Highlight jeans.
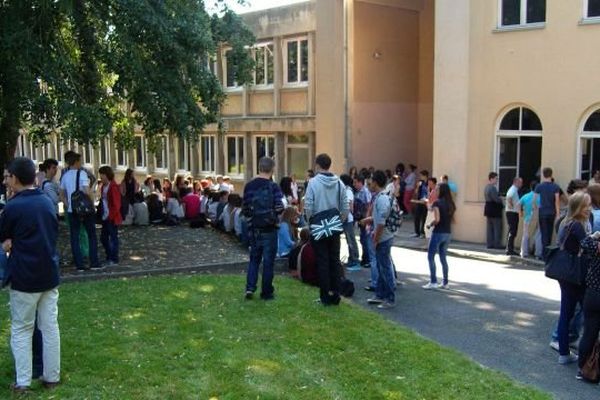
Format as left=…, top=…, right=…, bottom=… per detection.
left=367, top=233, right=378, bottom=289
left=505, top=211, right=519, bottom=253
left=312, top=234, right=342, bottom=305
left=579, top=289, right=600, bottom=368
left=246, top=229, right=277, bottom=298
left=413, top=204, right=427, bottom=236
left=100, top=220, right=119, bottom=263
left=557, top=281, right=585, bottom=356
left=551, top=305, right=582, bottom=343
left=486, top=217, right=502, bottom=248
left=375, top=238, right=395, bottom=303
left=539, top=213, right=556, bottom=255
left=68, top=213, right=99, bottom=269
left=427, top=233, right=451, bottom=284
left=10, top=288, right=60, bottom=387
left=343, top=222, right=359, bottom=265
left=359, top=226, right=370, bottom=265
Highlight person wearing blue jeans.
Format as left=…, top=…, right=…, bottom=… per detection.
left=67, top=213, right=100, bottom=270
left=242, top=157, right=284, bottom=300
left=423, top=183, right=456, bottom=290
left=366, top=170, right=395, bottom=309
left=533, top=168, right=560, bottom=258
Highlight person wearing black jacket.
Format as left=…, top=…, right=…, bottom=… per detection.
left=484, top=172, right=504, bottom=249
left=0, top=157, right=61, bottom=392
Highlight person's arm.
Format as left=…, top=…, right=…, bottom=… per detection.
left=304, top=181, right=315, bottom=220
left=532, top=193, right=538, bottom=212
left=427, top=205, right=440, bottom=230
left=506, top=189, right=514, bottom=210
left=554, top=192, right=560, bottom=218
left=372, top=195, right=389, bottom=246
left=339, top=183, right=349, bottom=221
left=272, top=183, right=284, bottom=215
left=491, top=186, right=502, bottom=204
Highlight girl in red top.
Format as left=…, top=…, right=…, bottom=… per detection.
left=99, top=166, right=122, bottom=266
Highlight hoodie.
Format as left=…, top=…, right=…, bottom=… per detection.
left=304, top=172, right=349, bottom=221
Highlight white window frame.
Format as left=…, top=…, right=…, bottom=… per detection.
left=253, top=135, right=277, bottom=176
left=28, top=138, right=38, bottom=165
left=497, top=0, right=546, bottom=29
left=252, top=42, right=274, bottom=88
left=225, top=135, right=245, bottom=179
left=82, top=143, right=94, bottom=168
left=97, top=137, right=111, bottom=166
left=206, top=53, right=218, bottom=76
left=154, top=135, right=169, bottom=173
left=577, top=107, right=600, bottom=180
left=583, top=0, right=600, bottom=21
left=16, top=134, right=26, bottom=158
left=200, top=135, right=217, bottom=174
left=222, top=47, right=243, bottom=92
left=115, top=145, right=129, bottom=171
left=285, top=134, right=310, bottom=177
left=283, top=36, right=309, bottom=87
left=133, top=135, right=147, bottom=171
left=176, top=137, right=190, bottom=173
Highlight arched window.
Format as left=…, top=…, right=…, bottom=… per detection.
left=496, top=106, right=543, bottom=194
left=580, top=109, right=600, bottom=181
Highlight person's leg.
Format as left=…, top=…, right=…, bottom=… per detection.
left=260, top=231, right=277, bottom=299
left=37, top=289, right=60, bottom=384
left=312, top=238, right=331, bottom=303
left=403, top=190, right=413, bottom=214
left=245, top=230, right=262, bottom=294
left=109, top=222, right=119, bottom=263
left=439, top=234, right=451, bottom=285
left=10, top=290, right=40, bottom=387
left=417, top=205, right=427, bottom=236
left=493, top=218, right=503, bottom=248
left=32, top=321, right=43, bottom=379
left=557, top=281, right=579, bottom=357
left=100, top=220, right=110, bottom=261
left=506, top=212, right=518, bottom=253
left=344, top=222, right=359, bottom=266
left=427, top=233, right=441, bottom=284
left=328, top=235, right=342, bottom=304
left=376, top=239, right=395, bottom=303
left=67, top=213, right=83, bottom=268
left=578, top=291, right=600, bottom=368
left=368, top=234, right=378, bottom=289
left=359, top=226, right=370, bottom=266
left=520, top=221, right=530, bottom=257
left=486, top=218, right=494, bottom=248
left=413, top=207, right=421, bottom=235
left=83, top=215, right=100, bottom=267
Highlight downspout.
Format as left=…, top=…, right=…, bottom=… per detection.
left=343, top=0, right=349, bottom=170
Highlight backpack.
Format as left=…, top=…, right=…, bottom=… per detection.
left=71, top=169, right=95, bottom=217
left=340, top=278, right=355, bottom=297
left=249, top=181, right=278, bottom=229
left=385, top=194, right=403, bottom=233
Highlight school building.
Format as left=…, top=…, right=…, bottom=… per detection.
left=15, top=0, right=600, bottom=243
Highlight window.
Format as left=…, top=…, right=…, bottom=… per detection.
left=255, top=136, right=276, bottom=174
left=585, top=0, right=600, bottom=18
left=223, top=49, right=239, bottom=89
left=499, top=0, right=546, bottom=27
left=154, top=136, right=169, bottom=171
left=201, top=135, right=216, bottom=173
left=580, top=110, right=600, bottom=181
left=284, top=38, right=309, bottom=85
left=496, top=107, right=543, bottom=194
left=205, top=53, right=218, bottom=76
left=116, top=146, right=129, bottom=169
left=134, top=136, right=146, bottom=169
left=82, top=143, right=93, bottom=166
left=253, top=43, right=274, bottom=86
left=29, top=139, right=37, bottom=164
left=16, top=134, right=26, bottom=158
left=177, top=138, right=191, bottom=171
left=226, top=136, right=245, bottom=176
left=286, top=134, right=310, bottom=179
left=98, top=137, right=110, bottom=166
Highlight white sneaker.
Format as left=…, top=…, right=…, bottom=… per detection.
left=558, top=352, right=578, bottom=365
left=422, top=282, right=439, bottom=290
left=438, top=283, right=450, bottom=290
left=549, top=341, right=559, bottom=352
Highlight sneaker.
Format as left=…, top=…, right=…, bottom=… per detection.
left=422, top=282, right=439, bottom=290
left=74, top=268, right=87, bottom=273
left=549, top=340, right=559, bottom=352
left=409, top=233, right=420, bottom=238
left=576, top=370, right=584, bottom=380
left=260, top=293, right=275, bottom=301
left=10, top=383, right=29, bottom=394
left=364, top=286, right=375, bottom=292
left=438, top=283, right=450, bottom=290
left=346, top=263, right=362, bottom=272
left=377, top=301, right=395, bottom=309
left=103, top=261, right=118, bottom=268
left=245, top=291, right=254, bottom=300
left=90, top=264, right=106, bottom=270
left=367, top=297, right=383, bottom=304
left=361, top=262, right=371, bottom=269
left=41, top=380, right=60, bottom=390
left=558, top=352, right=578, bottom=365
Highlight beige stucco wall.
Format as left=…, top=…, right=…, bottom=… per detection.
left=281, top=90, right=308, bottom=115
left=248, top=92, right=274, bottom=116
left=417, top=0, right=434, bottom=173
left=222, top=94, right=243, bottom=116
left=434, top=0, right=600, bottom=243
left=242, top=1, right=316, bottom=38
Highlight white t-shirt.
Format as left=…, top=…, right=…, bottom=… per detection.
left=60, top=169, right=90, bottom=213
left=166, top=198, right=184, bottom=219
left=233, top=208, right=243, bottom=236
left=505, top=185, right=520, bottom=213
left=220, top=204, right=232, bottom=231
left=346, top=186, right=354, bottom=223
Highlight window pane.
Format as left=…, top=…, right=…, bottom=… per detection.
left=589, top=0, right=600, bottom=17
left=117, top=148, right=125, bottom=166
left=518, top=136, right=542, bottom=190
left=526, top=0, right=546, bottom=23
left=499, top=137, right=518, bottom=166
left=135, top=137, right=144, bottom=167
left=202, top=136, right=214, bottom=171
left=521, top=108, right=542, bottom=131
left=226, top=50, right=236, bottom=87
left=499, top=168, right=518, bottom=195
left=584, top=110, right=600, bottom=132
left=287, top=134, right=309, bottom=144
left=300, top=39, right=309, bottom=82
left=287, top=41, right=298, bottom=83
left=100, top=139, right=107, bottom=165
left=255, top=47, right=265, bottom=85
left=238, top=137, right=245, bottom=174
left=288, top=147, right=309, bottom=178
left=227, top=137, right=237, bottom=174
left=582, top=139, right=592, bottom=181
left=178, top=139, right=186, bottom=170
left=502, top=0, right=521, bottom=25
left=592, top=139, right=600, bottom=179
left=267, top=44, right=274, bottom=84
left=156, top=138, right=165, bottom=169
left=499, top=108, right=520, bottom=130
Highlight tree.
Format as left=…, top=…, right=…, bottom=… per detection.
left=0, top=0, right=255, bottom=168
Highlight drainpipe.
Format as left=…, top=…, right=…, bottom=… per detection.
left=343, top=0, right=349, bottom=170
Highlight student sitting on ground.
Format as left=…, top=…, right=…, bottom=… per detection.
left=132, top=192, right=149, bottom=226
left=231, top=194, right=244, bottom=241
left=181, top=187, right=201, bottom=220
left=277, top=206, right=299, bottom=258
left=298, top=228, right=318, bottom=286
left=166, top=192, right=184, bottom=223
left=147, top=193, right=164, bottom=224
left=215, top=191, right=229, bottom=228
left=207, top=191, right=220, bottom=223
left=221, top=194, right=241, bottom=233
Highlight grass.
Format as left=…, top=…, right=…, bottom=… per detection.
left=0, top=274, right=550, bottom=400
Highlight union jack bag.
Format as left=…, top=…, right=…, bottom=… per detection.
left=309, top=182, right=344, bottom=241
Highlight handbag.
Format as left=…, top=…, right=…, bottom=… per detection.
left=309, top=181, right=344, bottom=241
left=581, top=341, right=600, bottom=383
left=544, top=222, right=585, bottom=285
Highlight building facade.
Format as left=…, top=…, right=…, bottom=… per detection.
left=15, top=0, right=600, bottom=243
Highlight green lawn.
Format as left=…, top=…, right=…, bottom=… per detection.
left=0, top=275, right=549, bottom=399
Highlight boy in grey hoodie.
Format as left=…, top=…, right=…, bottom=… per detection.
left=304, top=154, right=349, bottom=305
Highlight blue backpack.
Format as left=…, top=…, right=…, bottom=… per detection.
left=249, top=182, right=278, bottom=229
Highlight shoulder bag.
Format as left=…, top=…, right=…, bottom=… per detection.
left=544, top=222, right=585, bottom=285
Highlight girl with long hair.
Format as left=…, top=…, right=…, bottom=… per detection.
left=277, top=206, right=299, bottom=257
left=423, top=183, right=456, bottom=290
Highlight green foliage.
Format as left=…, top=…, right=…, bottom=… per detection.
left=0, top=0, right=255, bottom=167
left=0, top=275, right=551, bottom=399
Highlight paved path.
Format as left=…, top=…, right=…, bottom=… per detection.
left=346, top=246, right=598, bottom=400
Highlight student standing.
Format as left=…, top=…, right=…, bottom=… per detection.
left=340, top=174, right=360, bottom=271
left=484, top=172, right=503, bottom=249
left=1, top=157, right=61, bottom=392
left=534, top=167, right=561, bottom=254
left=505, top=177, right=522, bottom=256
left=98, top=166, right=122, bottom=267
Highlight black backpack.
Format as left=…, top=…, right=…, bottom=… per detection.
left=71, top=169, right=95, bottom=217
left=250, top=181, right=278, bottom=229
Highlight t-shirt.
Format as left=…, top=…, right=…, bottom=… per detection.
left=60, top=169, right=90, bottom=213
left=102, top=185, right=110, bottom=221
left=181, top=193, right=201, bottom=219
left=505, top=185, right=520, bottom=213
left=42, top=179, right=60, bottom=215
left=166, top=198, right=184, bottom=219
left=346, top=186, right=354, bottom=224
left=432, top=199, right=452, bottom=234
left=535, top=181, right=560, bottom=216
left=233, top=208, right=243, bottom=236
left=519, top=192, right=540, bottom=224
left=372, top=192, right=394, bottom=243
